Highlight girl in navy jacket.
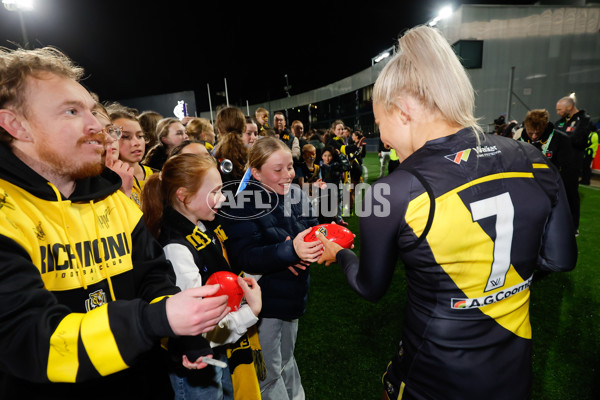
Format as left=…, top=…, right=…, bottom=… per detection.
left=220, top=137, right=322, bottom=400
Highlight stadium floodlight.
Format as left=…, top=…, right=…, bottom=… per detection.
left=374, top=51, right=390, bottom=63
left=428, top=5, right=453, bottom=27
left=2, top=0, right=34, bottom=11
left=2, top=0, right=34, bottom=48
left=438, top=5, right=453, bottom=19
left=371, top=46, right=395, bottom=66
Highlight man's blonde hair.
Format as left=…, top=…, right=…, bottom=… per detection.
left=0, top=46, right=85, bottom=142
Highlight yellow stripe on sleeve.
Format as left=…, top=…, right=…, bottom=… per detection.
left=150, top=295, right=171, bottom=304
left=80, top=305, right=128, bottom=376
left=532, top=163, right=549, bottom=169
left=48, top=313, right=84, bottom=382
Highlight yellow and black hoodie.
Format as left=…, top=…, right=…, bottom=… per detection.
left=0, top=143, right=180, bottom=399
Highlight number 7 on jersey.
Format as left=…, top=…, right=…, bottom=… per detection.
left=470, top=192, right=514, bottom=292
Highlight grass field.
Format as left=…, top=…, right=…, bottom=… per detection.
left=295, top=151, right=599, bottom=399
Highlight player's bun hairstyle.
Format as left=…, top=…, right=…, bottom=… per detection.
left=373, top=25, right=481, bottom=136
left=248, top=136, right=291, bottom=171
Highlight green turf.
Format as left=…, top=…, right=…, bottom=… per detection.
left=296, top=152, right=599, bottom=399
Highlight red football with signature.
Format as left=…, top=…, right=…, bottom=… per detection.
left=304, top=223, right=354, bottom=249
left=205, top=271, right=244, bottom=311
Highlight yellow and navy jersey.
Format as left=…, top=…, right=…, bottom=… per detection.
left=0, top=143, right=178, bottom=397
left=298, top=163, right=321, bottom=183
left=337, top=129, right=577, bottom=399
left=131, top=164, right=157, bottom=208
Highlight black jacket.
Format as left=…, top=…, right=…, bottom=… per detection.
left=220, top=182, right=318, bottom=319
left=0, top=143, right=178, bottom=399
left=555, top=109, right=595, bottom=151
left=519, top=122, right=576, bottom=179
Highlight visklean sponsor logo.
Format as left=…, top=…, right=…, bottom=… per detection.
left=445, top=145, right=502, bottom=164
left=451, top=274, right=533, bottom=310
left=444, top=149, right=472, bottom=164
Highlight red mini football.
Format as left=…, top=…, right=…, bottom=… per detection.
left=304, top=223, right=354, bottom=249
left=205, top=271, right=244, bottom=311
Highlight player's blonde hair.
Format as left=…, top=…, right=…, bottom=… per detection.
left=373, top=25, right=481, bottom=136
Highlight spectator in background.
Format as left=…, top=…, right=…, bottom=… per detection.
left=503, top=120, right=520, bottom=138
left=93, top=102, right=134, bottom=198
left=309, top=128, right=325, bottom=161
left=520, top=109, right=579, bottom=235
left=262, top=128, right=278, bottom=138
left=255, top=107, right=269, bottom=133
left=297, top=143, right=321, bottom=188
left=520, top=109, right=575, bottom=193
left=108, top=106, right=157, bottom=208
left=388, top=148, right=400, bottom=174
left=297, top=143, right=324, bottom=219
left=290, top=120, right=308, bottom=180
left=581, top=127, right=598, bottom=185
left=555, top=96, right=595, bottom=155
left=138, top=110, right=163, bottom=156
left=378, top=138, right=390, bottom=178
left=186, top=117, right=216, bottom=153
left=346, top=130, right=367, bottom=212
left=492, top=114, right=519, bottom=138
left=326, top=120, right=347, bottom=154
left=291, top=120, right=308, bottom=154
left=274, top=112, right=300, bottom=160
left=319, top=145, right=350, bottom=226
left=169, top=139, right=210, bottom=158
left=244, top=116, right=259, bottom=148
left=342, top=125, right=352, bottom=146
left=555, top=96, right=594, bottom=235
left=213, top=106, right=249, bottom=194
left=143, top=117, right=189, bottom=171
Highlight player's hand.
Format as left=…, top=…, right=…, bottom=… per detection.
left=238, top=276, right=262, bottom=317
left=290, top=229, right=323, bottom=263
left=165, top=285, right=229, bottom=336
left=315, top=230, right=344, bottom=266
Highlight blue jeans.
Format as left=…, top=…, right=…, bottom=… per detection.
left=170, top=349, right=233, bottom=400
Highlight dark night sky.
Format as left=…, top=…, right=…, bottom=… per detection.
left=0, top=0, right=537, bottom=111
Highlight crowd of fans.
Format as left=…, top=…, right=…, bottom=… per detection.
left=487, top=97, right=598, bottom=236
left=0, top=27, right=595, bottom=399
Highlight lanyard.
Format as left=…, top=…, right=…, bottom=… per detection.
left=539, top=130, right=554, bottom=154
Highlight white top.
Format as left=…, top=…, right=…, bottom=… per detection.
left=163, top=241, right=258, bottom=348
